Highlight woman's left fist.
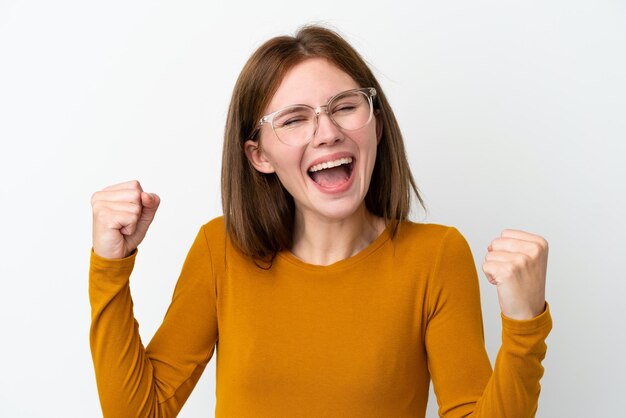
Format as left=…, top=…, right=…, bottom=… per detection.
left=482, top=229, right=548, bottom=320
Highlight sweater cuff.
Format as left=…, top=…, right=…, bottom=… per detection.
left=501, top=301, right=552, bottom=335
left=90, top=247, right=138, bottom=272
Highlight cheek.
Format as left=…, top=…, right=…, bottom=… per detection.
left=360, top=133, right=379, bottom=167
left=264, top=149, right=305, bottom=186
left=269, top=153, right=300, bottom=175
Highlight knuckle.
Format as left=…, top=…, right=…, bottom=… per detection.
left=130, top=179, right=144, bottom=192
left=520, top=253, right=531, bottom=268
left=131, top=190, right=142, bottom=202
left=529, top=243, right=541, bottom=258
left=95, top=207, right=110, bottom=221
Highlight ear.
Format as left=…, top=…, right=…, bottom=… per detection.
left=375, top=110, right=384, bottom=144
left=244, top=139, right=275, bottom=174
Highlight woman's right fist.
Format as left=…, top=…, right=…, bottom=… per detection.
left=91, top=180, right=161, bottom=259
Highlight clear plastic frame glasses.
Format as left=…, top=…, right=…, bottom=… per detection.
left=248, top=87, right=377, bottom=147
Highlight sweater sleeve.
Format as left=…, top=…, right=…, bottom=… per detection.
left=424, top=227, right=552, bottom=418
left=89, top=225, right=218, bottom=418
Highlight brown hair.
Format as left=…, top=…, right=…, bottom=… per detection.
left=222, top=24, right=427, bottom=262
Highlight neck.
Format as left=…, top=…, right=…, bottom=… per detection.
left=290, top=205, right=386, bottom=266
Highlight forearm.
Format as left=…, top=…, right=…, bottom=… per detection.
left=89, top=248, right=176, bottom=418
left=468, top=303, right=552, bottom=417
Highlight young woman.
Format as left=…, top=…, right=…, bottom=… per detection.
left=89, top=25, right=552, bottom=417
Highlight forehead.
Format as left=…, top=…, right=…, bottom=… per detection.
left=266, top=57, right=360, bottom=112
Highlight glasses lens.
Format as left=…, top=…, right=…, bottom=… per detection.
left=272, top=106, right=316, bottom=146
left=270, top=90, right=374, bottom=146
left=330, top=90, right=372, bottom=131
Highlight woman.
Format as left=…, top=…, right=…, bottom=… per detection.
left=89, top=25, right=552, bottom=417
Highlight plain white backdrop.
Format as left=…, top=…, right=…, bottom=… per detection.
left=1, top=0, right=625, bottom=416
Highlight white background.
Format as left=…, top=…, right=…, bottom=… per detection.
left=1, top=0, right=625, bottom=416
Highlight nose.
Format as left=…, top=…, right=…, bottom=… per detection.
left=310, top=107, right=344, bottom=147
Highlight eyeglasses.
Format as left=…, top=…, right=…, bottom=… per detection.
left=248, top=87, right=377, bottom=147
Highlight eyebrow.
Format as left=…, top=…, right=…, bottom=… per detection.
left=269, top=89, right=353, bottom=114
left=279, top=107, right=306, bottom=115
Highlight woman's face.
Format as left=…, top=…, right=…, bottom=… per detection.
left=245, top=57, right=381, bottom=224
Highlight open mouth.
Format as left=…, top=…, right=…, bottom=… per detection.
left=307, top=157, right=354, bottom=188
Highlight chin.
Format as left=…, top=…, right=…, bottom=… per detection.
left=310, top=197, right=367, bottom=222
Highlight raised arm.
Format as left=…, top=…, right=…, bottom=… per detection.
left=89, top=180, right=218, bottom=417
left=425, top=227, right=552, bottom=417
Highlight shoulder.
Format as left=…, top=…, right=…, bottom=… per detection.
left=391, top=220, right=471, bottom=263
left=194, top=216, right=230, bottom=277
left=196, top=216, right=228, bottom=262
left=394, top=219, right=464, bottom=247
left=201, top=215, right=226, bottom=240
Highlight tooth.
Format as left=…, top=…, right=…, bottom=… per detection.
left=309, top=157, right=353, bottom=173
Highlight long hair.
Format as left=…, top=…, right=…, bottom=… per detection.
left=222, top=24, right=426, bottom=263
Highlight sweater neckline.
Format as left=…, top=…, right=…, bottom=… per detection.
left=276, top=225, right=392, bottom=272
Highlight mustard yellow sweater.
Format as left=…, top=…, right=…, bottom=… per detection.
left=89, top=216, right=552, bottom=417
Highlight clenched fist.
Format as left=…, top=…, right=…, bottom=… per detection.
left=482, top=229, right=548, bottom=321
left=91, top=180, right=160, bottom=259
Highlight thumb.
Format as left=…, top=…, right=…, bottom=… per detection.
left=141, top=191, right=159, bottom=206
left=140, top=192, right=160, bottom=220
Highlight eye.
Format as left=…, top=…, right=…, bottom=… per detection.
left=274, top=107, right=311, bottom=128
left=331, top=93, right=364, bottom=114
left=276, top=117, right=307, bottom=128
left=285, top=118, right=305, bottom=126
left=332, top=105, right=357, bottom=114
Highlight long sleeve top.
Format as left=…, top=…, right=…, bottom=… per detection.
left=89, top=216, right=553, bottom=417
